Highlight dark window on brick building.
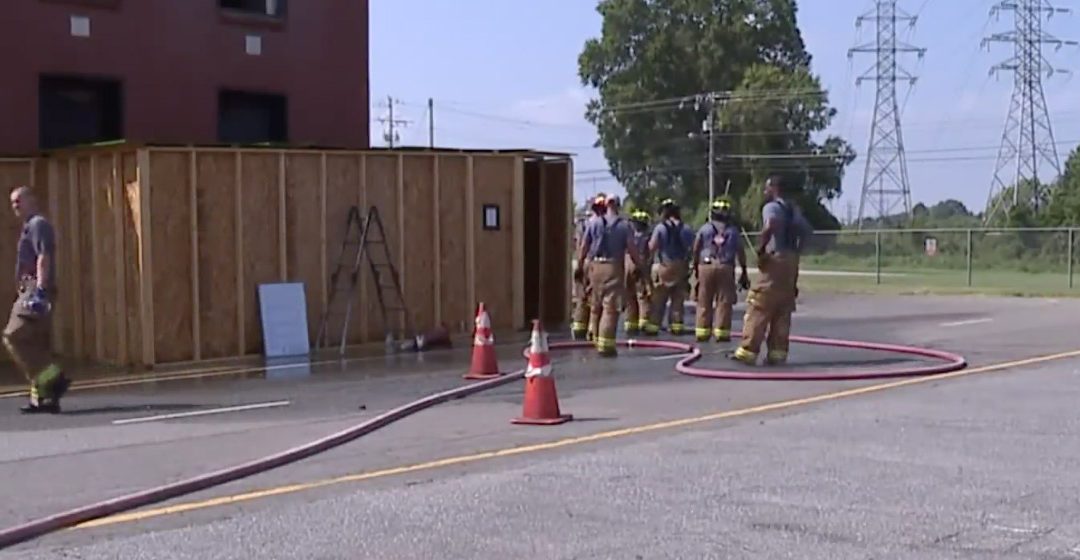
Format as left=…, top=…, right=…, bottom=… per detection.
left=220, top=0, right=286, bottom=17
left=38, top=74, right=123, bottom=150
left=218, top=90, right=288, bottom=144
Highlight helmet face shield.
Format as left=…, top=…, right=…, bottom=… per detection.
left=590, top=193, right=607, bottom=214
left=710, top=198, right=732, bottom=220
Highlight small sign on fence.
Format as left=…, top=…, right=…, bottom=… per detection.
left=925, top=236, right=938, bottom=257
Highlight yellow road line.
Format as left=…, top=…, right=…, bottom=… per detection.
left=73, top=347, right=1080, bottom=531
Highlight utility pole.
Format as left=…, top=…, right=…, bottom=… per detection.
left=376, top=96, right=411, bottom=148
left=982, top=0, right=1076, bottom=223
left=848, top=1, right=926, bottom=229
left=388, top=95, right=395, bottom=148
left=427, top=98, right=435, bottom=149
left=707, top=95, right=716, bottom=204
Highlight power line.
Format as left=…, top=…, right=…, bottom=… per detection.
left=375, top=95, right=412, bottom=148
left=849, top=0, right=927, bottom=229
left=982, top=0, right=1078, bottom=222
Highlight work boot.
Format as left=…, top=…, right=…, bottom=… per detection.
left=53, top=373, right=71, bottom=400
left=726, top=347, right=757, bottom=366
left=764, top=351, right=788, bottom=366
left=20, top=398, right=60, bottom=414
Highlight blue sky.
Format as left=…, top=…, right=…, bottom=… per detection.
left=368, top=0, right=1080, bottom=220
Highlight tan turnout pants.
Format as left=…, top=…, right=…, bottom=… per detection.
left=647, top=259, right=689, bottom=335
left=571, top=261, right=592, bottom=338
left=734, top=252, right=799, bottom=365
left=623, top=254, right=651, bottom=332
left=695, top=261, right=737, bottom=341
left=3, top=280, right=62, bottom=402
left=588, top=259, right=625, bottom=354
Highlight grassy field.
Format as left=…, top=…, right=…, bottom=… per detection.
left=785, top=266, right=1080, bottom=298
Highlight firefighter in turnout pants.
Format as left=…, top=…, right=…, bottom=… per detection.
left=623, top=209, right=653, bottom=334
left=691, top=198, right=750, bottom=343
left=731, top=174, right=813, bottom=366
left=644, top=199, right=695, bottom=336
left=571, top=194, right=609, bottom=340
left=4, top=186, right=70, bottom=413
left=577, top=196, right=642, bottom=357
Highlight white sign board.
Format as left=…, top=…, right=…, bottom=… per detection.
left=258, top=283, right=310, bottom=359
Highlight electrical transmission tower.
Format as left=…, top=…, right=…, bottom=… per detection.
left=849, top=1, right=926, bottom=229
left=982, top=0, right=1076, bottom=223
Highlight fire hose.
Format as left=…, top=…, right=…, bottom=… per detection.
left=0, top=334, right=966, bottom=550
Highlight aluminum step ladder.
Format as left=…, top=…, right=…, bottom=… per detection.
left=315, top=205, right=416, bottom=355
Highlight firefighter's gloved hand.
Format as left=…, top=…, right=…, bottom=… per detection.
left=738, top=271, right=750, bottom=291
left=23, top=287, right=50, bottom=317
left=573, top=268, right=584, bottom=283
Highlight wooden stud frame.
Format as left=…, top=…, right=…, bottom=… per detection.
left=68, top=160, right=85, bottom=359
left=465, top=156, right=476, bottom=314
left=278, top=152, right=288, bottom=281
left=358, top=154, right=369, bottom=342
left=136, top=150, right=155, bottom=367
left=396, top=154, right=406, bottom=334
left=112, top=152, right=128, bottom=364
left=319, top=154, right=328, bottom=310
left=90, top=157, right=104, bottom=362
left=565, top=158, right=575, bottom=328
left=45, top=159, right=62, bottom=353
left=189, top=151, right=201, bottom=362
left=27, top=146, right=571, bottom=367
left=512, top=155, right=525, bottom=329
left=432, top=155, right=442, bottom=325
left=234, top=152, right=245, bottom=356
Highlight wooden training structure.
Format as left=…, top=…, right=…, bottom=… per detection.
left=0, top=144, right=572, bottom=369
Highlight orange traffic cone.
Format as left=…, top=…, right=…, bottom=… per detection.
left=464, top=302, right=501, bottom=380
left=512, top=320, right=572, bottom=425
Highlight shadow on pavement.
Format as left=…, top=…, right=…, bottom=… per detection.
left=58, top=403, right=205, bottom=416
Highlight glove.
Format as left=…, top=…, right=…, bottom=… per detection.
left=573, top=268, right=584, bottom=283
left=21, top=287, right=50, bottom=318
left=738, top=271, right=750, bottom=291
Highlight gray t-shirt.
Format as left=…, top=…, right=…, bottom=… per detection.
left=762, top=199, right=813, bottom=254
left=16, top=214, right=56, bottom=290
left=650, top=220, right=695, bottom=263
left=583, top=211, right=632, bottom=261
left=697, top=220, right=742, bottom=264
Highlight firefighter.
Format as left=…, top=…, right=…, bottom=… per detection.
left=4, top=186, right=70, bottom=414
left=577, top=195, right=642, bottom=357
left=644, top=198, right=695, bottom=336
left=691, top=197, right=750, bottom=343
left=571, top=194, right=608, bottom=340
left=623, top=208, right=652, bottom=334
left=730, top=174, right=813, bottom=366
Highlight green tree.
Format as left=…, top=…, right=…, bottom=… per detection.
left=985, top=178, right=1047, bottom=228
left=1044, top=146, right=1080, bottom=226
left=576, top=0, right=854, bottom=227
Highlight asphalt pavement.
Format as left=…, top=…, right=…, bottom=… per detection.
left=0, top=293, right=1078, bottom=558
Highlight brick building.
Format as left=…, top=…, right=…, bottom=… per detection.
left=0, top=0, right=370, bottom=155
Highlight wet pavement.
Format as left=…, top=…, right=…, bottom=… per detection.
left=0, top=293, right=1078, bottom=557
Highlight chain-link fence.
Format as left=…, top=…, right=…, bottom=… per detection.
left=742, top=227, right=1080, bottom=295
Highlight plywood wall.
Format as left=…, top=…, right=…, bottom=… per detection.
left=27, top=146, right=571, bottom=368
left=29, top=151, right=145, bottom=367
left=141, top=148, right=526, bottom=365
